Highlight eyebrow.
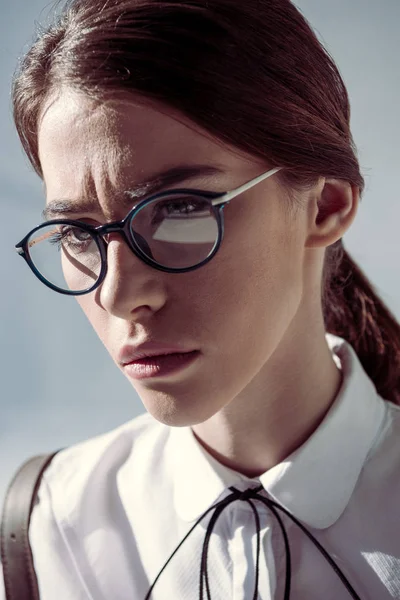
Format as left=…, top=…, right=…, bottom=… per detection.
left=42, top=164, right=225, bottom=221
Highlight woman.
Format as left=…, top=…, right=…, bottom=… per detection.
left=3, top=0, right=400, bottom=598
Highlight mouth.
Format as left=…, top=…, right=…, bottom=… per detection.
left=122, top=350, right=201, bottom=380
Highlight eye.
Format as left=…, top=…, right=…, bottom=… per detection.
left=50, top=226, right=94, bottom=253
left=152, top=196, right=211, bottom=222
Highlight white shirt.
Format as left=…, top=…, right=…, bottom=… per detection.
left=1, top=334, right=400, bottom=599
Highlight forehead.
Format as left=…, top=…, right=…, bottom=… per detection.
left=38, top=91, right=256, bottom=218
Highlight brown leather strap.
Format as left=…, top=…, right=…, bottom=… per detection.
left=1, top=452, right=60, bottom=600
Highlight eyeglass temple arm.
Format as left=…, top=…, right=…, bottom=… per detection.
left=211, top=166, right=282, bottom=207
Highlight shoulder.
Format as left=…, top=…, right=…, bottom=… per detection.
left=360, top=398, right=400, bottom=493
left=26, top=413, right=171, bottom=597
left=46, top=411, right=167, bottom=471
left=33, top=412, right=170, bottom=535
left=367, top=399, right=400, bottom=468
left=43, top=411, right=169, bottom=505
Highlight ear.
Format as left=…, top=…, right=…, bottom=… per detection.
left=305, top=178, right=360, bottom=248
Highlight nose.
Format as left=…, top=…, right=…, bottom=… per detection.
left=97, top=234, right=167, bottom=320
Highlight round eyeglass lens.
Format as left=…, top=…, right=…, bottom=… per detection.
left=131, top=193, right=220, bottom=269
left=27, top=223, right=102, bottom=293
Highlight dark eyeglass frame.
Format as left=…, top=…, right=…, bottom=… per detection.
left=15, top=166, right=282, bottom=296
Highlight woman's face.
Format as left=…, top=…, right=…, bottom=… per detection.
left=38, top=90, right=313, bottom=426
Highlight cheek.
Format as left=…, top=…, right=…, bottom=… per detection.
left=179, top=210, right=304, bottom=357
left=137, top=228, right=305, bottom=426
left=209, top=206, right=302, bottom=303
left=75, top=296, right=110, bottom=346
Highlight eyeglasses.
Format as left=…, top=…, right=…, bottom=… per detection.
left=15, top=166, right=282, bottom=296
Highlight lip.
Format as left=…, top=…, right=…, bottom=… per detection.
left=122, top=350, right=201, bottom=380
left=118, top=341, right=199, bottom=365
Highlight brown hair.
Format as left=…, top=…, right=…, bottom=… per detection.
left=13, top=0, right=400, bottom=403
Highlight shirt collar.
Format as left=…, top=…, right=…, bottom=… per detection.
left=169, top=334, right=386, bottom=528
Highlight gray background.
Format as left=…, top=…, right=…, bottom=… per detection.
left=0, top=0, right=399, bottom=503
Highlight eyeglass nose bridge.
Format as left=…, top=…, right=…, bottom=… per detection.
left=95, top=218, right=154, bottom=262
left=95, top=219, right=135, bottom=250
left=97, top=219, right=126, bottom=238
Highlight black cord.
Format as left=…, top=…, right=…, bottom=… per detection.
left=144, top=485, right=362, bottom=600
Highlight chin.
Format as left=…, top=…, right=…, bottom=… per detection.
left=141, top=390, right=221, bottom=428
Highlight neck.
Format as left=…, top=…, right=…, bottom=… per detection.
left=191, top=314, right=343, bottom=479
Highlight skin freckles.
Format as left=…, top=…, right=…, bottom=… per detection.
left=38, top=89, right=359, bottom=477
